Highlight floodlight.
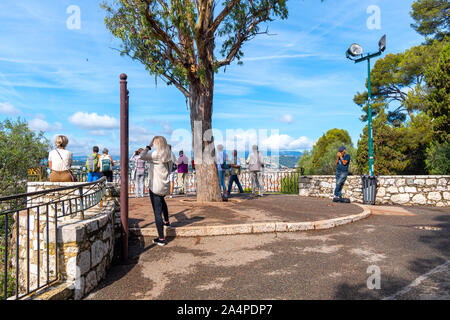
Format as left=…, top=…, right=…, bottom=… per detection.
left=378, top=34, right=386, bottom=52
left=347, top=43, right=364, bottom=57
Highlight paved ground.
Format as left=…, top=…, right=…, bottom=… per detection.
left=85, top=203, right=450, bottom=300
left=128, top=194, right=363, bottom=229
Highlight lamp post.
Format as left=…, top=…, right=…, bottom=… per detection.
left=346, top=35, right=386, bottom=176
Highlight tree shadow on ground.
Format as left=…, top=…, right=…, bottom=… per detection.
left=333, top=211, right=450, bottom=300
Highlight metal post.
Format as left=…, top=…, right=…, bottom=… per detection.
left=120, top=73, right=129, bottom=261
left=367, top=58, right=374, bottom=176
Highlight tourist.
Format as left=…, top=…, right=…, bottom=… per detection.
left=168, top=144, right=177, bottom=199
left=227, top=149, right=244, bottom=197
left=333, top=146, right=351, bottom=203
left=216, top=144, right=228, bottom=196
left=48, top=135, right=74, bottom=182
left=176, top=150, right=189, bottom=194
left=99, top=148, right=114, bottom=182
left=86, top=146, right=101, bottom=182
left=130, top=148, right=146, bottom=197
left=139, top=136, right=173, bottom=246
left=246, top=145, right=264, bottom=196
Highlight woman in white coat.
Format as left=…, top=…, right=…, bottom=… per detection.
left=139, top=136, right=173, bottom=246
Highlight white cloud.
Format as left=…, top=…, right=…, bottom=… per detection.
left=0, top=102, right=20, bottom=115
left=68, top=112, right=119, bottom=130
left=280, top=114, right=294, bottom=124
left=28, top=116, right=62, bottom=132
left=262, top=134, right=314, bottom=150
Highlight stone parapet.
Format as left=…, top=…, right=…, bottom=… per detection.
left=298, top=175, right=450, bottom=206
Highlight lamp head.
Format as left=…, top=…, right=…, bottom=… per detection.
left=346, top=43, right=364, bottom=59
left=378, top=34, right=386, bottom=52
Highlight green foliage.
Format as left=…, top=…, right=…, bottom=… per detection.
left=311, top=128, right=352, bottom=170
left=297, top=150, right=314, bottom=175
left=0, top=118, right=50, bottom=197
left=280, top=173, right=299, bottom=194
left=425, top=141, right=450, bottom=174
left=425, top=40, right=450, bottom=142
left=297, top=129, right=355, bottom=175
left=410, top=0, right=450, bottom=42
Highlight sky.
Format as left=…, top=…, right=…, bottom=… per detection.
left=0, top=0, right=424, bottom=156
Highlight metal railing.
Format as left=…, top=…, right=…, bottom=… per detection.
left=0, top=177, right=106, bottom=300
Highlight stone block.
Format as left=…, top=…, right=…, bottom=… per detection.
left=414, top=179, right=425, bottom=185
left=73, top=276, right=85, bottom=300
left=395, top=179, right=406, bottom=186
left=78, top=250, right=91, bottom=276
left=412, top=194, right=427, bottom=205
left=91, top=240, right=107, bottom=267
left=405, top=187, right=417, bottom=193
left=426, top=179, right=437, bottom=186
left=391, top=193, right=410, bottom=204
left=387, top=186, right=398, bottom=194
left=58, top=224, right=86, bottom=244
left=438, top=178, right=447, bottom=186
left=444, top=192, right=450, bottom=201
left=84, top=271, right=97, bottom=295
left=428, top=192, right=442, bottom=201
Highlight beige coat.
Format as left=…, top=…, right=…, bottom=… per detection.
left=139, top=148, right=172, bottom=196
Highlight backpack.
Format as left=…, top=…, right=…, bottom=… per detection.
left=101, top=156, right=112, bottom=172
left=86, top=154, right=99, bottom=172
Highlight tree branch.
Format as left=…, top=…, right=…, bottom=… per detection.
left=207, top=0, right=240, bottom=36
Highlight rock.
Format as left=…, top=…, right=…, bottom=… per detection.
left=377, top=187, right=386, bottom=197
left=73, top=276, right=85, bottom=300
left=91, top=240, right=107, bottom=267
left=426, top=179, right=437, bottom=186
left=78, top=250, right=91, bottom=275
left=84, top=271, right=97, bottom=295
left=396, top=179, right=406, bottom=186
left=412, top=194, right=427, bottom=205
left=387, top=186, right=398, bottom=194
left=428, top=192, right=442, bottom=201
left=405, top=187, right=417, bottom=193
left=438, top=178, right=447, bottom=186
left=414, top=179, right=425, bottom=185
left=444, top=192, right=450, bottom=201
left=391, top=194, right=410, bottom=204
left=66, top=256, right=78, bottom=280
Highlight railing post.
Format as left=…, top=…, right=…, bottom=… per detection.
left=120, top=73, right=129, bottom=261
left=79, top=187, right=84, bottom=220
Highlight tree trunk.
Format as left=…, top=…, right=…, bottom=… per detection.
left=189, top=76, right=222, bottom=202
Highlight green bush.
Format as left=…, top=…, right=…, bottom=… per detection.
left=426, top=141, right=450, bottom=174
left=281, top=173, right=300, bottom=194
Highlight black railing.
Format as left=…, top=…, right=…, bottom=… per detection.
left=0, top=177, right=106, bottom=300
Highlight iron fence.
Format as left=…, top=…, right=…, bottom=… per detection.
left=0, top=177, right=106, bottom=300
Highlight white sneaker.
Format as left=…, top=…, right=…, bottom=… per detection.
left=169, top=195, right=173, bottom=199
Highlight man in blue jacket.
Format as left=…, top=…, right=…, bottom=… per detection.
left=333, top=146, right=351, bottom=203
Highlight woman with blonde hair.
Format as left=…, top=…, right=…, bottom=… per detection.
left=48, top=135, right=74, bottom=182
left=139, top=136, right=173, bottom=246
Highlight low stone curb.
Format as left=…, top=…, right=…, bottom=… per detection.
left=129, top=204, right=371, bottom=238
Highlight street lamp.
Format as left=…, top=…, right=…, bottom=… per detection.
left=346, top=34, right=386, bottom=176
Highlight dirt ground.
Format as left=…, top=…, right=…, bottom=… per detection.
left=128, top=194, right=363, bottom=229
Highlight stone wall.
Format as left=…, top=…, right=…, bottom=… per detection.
left=298, top=175, right=450, bottom=207
left=10, top=182, right=121, bottom=300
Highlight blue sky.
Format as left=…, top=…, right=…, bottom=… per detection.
left=0, top=0, right=424, bottom=156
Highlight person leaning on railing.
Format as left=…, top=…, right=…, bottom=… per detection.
left=48, top=135, right=74, bottom=182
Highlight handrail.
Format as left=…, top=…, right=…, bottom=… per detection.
left=0, top=177, right=107, bottom=202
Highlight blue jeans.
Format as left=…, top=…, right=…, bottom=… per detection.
left=218, top=170, right=226, bottom=192
left=87, top=172, right=101, bottom=182
left=228, top=175, right=244, bottom=194
left=334, top=171, right=348, bottom=198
